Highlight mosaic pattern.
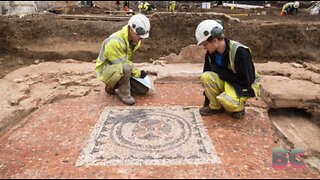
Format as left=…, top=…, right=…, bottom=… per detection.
left=76, top=106, right=220, bottom=166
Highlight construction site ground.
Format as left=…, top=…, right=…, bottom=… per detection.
left=0, top=5, right=320, bottom=178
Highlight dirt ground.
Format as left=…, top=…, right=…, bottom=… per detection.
left=1, top=5, right=320, bottom=78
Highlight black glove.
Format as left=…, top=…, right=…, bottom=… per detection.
left=140, top=70, right=147, bottom=78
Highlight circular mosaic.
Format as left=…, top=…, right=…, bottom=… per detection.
left=110, top=112, right=192, bottom=152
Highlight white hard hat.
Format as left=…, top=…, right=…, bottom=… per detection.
left=293, top=1, right=299, bottom=8
left=128, top=14, right=150, bottom=39
left=195, top=19, right=223, bottom=45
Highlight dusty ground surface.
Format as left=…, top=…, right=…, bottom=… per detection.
left=0, top=3, right=320, bottom=178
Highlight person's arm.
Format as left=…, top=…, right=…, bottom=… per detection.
left=124, top=60, right=142, bottom=78
left=202, top=52, right=211, bottom=107
left=104, top=39, right=144, bottom=78
left=218, top=47, right=255, bottom=87
left=203, top=52, right=212, bottom=72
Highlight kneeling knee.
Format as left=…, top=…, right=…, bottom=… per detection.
left=200, top=72, right=212, bottom=83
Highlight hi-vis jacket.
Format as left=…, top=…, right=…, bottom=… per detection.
left=281, top=2, right=298, bottom=14
left=203, top=39, right=261, bottom=98
left=95, top=25, right=142, bottom=87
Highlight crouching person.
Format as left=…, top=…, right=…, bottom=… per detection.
left=95, top=14, right=150, bottom=105
left=195, top=20, right=260, bottom=119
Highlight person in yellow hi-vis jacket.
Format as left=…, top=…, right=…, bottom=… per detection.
left=280, top=1, right=299, bottom=16
left=169, top=1, right=176, bottom=13
left=195, top=20, right=260, bottom=119
left=95, top=14, right=150, bottom=105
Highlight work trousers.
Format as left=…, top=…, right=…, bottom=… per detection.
left=200, top=71, right=248, bottom=112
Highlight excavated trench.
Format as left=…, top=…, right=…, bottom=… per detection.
left=269, top=108, right=318, bottom=126
left=1, top=12, right=320, bottom=78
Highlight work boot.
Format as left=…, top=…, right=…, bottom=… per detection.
left=199, top=106, right=224, bottom=116
left=231, top=110, right=245, bottom=119
left=115, top=89, right=135, bottom=105
left=105, top=86, right=115, bottom=95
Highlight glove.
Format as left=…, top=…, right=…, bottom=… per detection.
left=140, top=70, right=147, bottom=78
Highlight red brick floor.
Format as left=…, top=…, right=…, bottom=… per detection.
left=0, top=82, right=319, bottom=178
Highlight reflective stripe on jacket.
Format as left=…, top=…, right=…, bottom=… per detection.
left=229, top=40, right=261, bottom=98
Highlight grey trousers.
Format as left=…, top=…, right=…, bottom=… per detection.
left=116, top=64, right=149, bottom=97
